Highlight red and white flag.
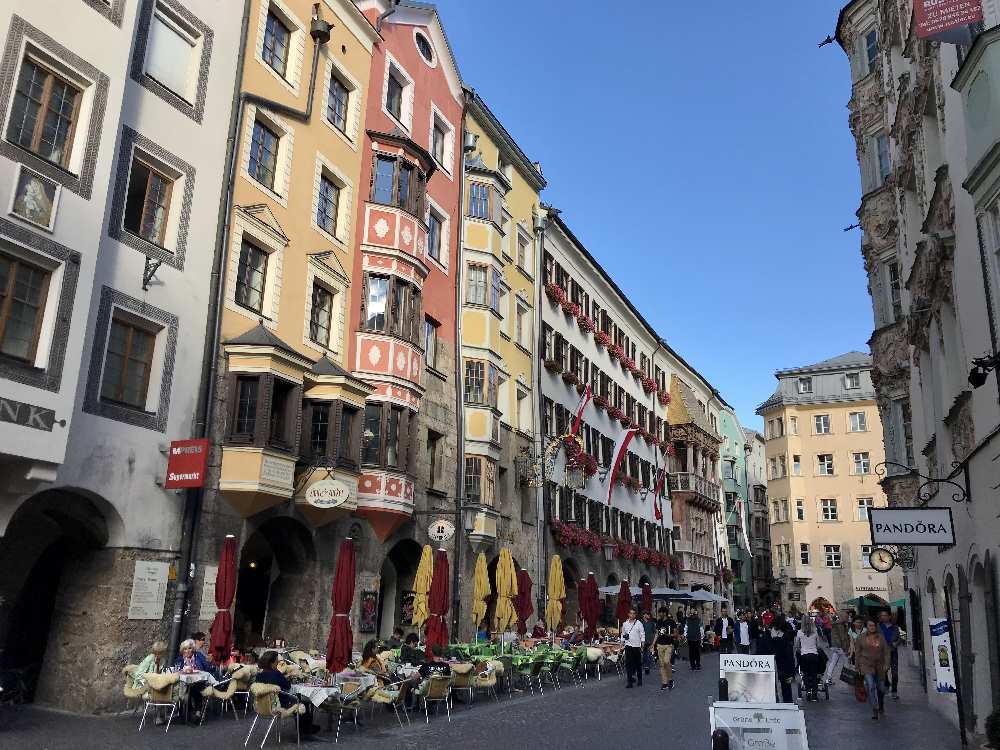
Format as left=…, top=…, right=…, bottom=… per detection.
left=605, top=428, right=638, bottom=505
left=736, top=497, right=751, bottom=552
left=570, top=384, right=592, bottom=436
left=652, top=468, right=666, bottom=520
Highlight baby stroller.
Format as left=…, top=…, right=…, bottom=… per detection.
left=795, top=651, right=830, bottom=701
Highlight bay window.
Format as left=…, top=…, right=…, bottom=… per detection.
left=226, top=373, right=301, bottom=452
left=362, top=274, right=421, bottom=344
left=370, top=154, right=425, bottom=217
left=465, top=455, right=497, bottom=506
left=360, top=401, right=411, bottom=470
left=299, top=401, right=360, bottom=467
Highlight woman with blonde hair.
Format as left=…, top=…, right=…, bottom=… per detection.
left=132, top=640, right=168, bottom=690
left=794, top=617, right=822, bottom=701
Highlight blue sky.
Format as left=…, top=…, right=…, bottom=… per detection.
left=434, top=1, right=869, bottom=430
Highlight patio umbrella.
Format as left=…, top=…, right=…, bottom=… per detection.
left=325, top=537, right=355, bottom=674
left=615, top=579, right=632, bottom=624
left=412, top=544, right=433, bottom=629
left=640, top=582, right=653, bottom=615
left=493, top=548, right=518, bottom=633
left=513, top=569, right=534, bottom=634
left=208, top=535, right=237, bottom=662
left=472, top=551, right=490, bottom=627
left=425, top=548, right=450, bottom=658
left=584, top=572, right=600, bottom=638
left=545, top=555, right=565, bottom=632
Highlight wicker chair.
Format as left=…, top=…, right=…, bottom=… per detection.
left=330, top=680, right=365, bottom=744
left=138, top=672, right=179, bottom=733
left=472, top=661, right=500, bottom=703
left=122, top=665, right=145, bottom=713
left=245, top=683, right=304, bottom=748
left=449, top=662, right=474, bottom=707
left=420, top=674, right=452, bottom=723
left=199, top=672, right=242, bottom=725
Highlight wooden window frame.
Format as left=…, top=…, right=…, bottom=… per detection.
left=309, top=281, right=334, bottom=348
left=0, top=251, right=51, bottom=363
left=360, top=401, right=410, bottom=471
left=249, top=119, right=279, bottom=190
left=99, top=315, right=159, bottom=410
left=370, top=154, right=425, bottom=218
left=124, top=155, right=174, bottom=246
left=235, top=239, right=268, bottom=314
left=8, top=56, right=82, bottom=169
left=326, top=74, right=349, bottom=133
left=362, top=273, right=421, bottom=345
left=262, top=10, right=291, bottom=78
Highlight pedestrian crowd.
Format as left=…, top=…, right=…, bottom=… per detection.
left=615, top=602, right=905, bottom=722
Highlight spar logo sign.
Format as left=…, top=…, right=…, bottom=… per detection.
left=869, top=507, right=955, bottom=546
left=164, top=438, right=209, bottom=489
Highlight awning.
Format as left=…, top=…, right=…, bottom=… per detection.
left=844, top=596, right=888, bottom=611
left=684, top=590, right=730, bottom=603
left=596, top=585, right=692, bottom=600
left=889, top=598, right=906, bottom=609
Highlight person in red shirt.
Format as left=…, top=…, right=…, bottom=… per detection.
left=762, top=609, right=775, bottom=628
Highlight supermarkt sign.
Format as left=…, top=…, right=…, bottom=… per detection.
left=869, top=507, right=955, bottom=546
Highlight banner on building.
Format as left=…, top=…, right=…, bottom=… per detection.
left=929, top=617, right=957, bottom=693
left=164, top=438, right=210, bottom=489
left=915, top=0, right=983, bottom=43
left=359, top=590, right=378, bottom=633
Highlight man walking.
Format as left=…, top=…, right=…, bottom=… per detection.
left=879, top=609, right=901, bottom=699
left=621, top=608, right=645, bottom=688
left=685, top=609, right=704, bottom=670
left=736, top=611, right=755, bottom=654
left=714, top=606, right=736, bottom=654
left=641, top=611, right=656, bottom=676
left=654, top=608, right=678, bottom=690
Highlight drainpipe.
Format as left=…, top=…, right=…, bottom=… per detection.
left=452, top=108, right=472, bottom=639
left=376, top=0, right=398, bottom=33
left=655, top=338, right=678, bottom=583
left=649, top=339, right=665, bottom=582
left=533, top=207, right=552, bottom=616
left=169, top=4, right=331, bottom=657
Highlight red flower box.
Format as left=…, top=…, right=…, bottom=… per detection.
left=594, top=395, right=609, bottom=411
left=594, top=331, right=612, bottom=348
left=577, top=314, right=595, bottom=333
left=641, top=376, right=657, bottom=394
left=545, top=283, right=566, bottom=304
left=657, top=391, right=672, bottom=406
left=562, top=371, right=580, bottom=386
left=561, top=300, right=581, bottom=317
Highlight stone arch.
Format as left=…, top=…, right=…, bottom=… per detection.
left=956, top=565, right=975, bottom=729
left=561, top=557, right=581, bottom=627
left=377, top=538, right=423, bottom=639
left=969, top=554, right=998, bottom=733
left=0, top=487, right=127, bottom=707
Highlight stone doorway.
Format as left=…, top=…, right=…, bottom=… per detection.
left=377, top=539, right=422, bottom=639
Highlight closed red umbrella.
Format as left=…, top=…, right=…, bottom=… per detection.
left=325, top=538, right=356, bottom=674
left=584, top=573, right=600, bottom=638
left=209, top=535, right=237, bottom=662
left=425, top=548, right=450, bottom=658
left=641, top=582, right=653, bottom=615
left=615, top=580, right=632, bottom=624
left=513, top=569, right=534, bottom=635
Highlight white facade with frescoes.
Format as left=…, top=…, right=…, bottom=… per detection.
left=0, top=0, right=242, bottom=713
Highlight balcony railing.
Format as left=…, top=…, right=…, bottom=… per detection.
left=669, top=472, right=720, bottom=504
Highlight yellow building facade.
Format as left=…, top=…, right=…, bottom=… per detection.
left=460, top=90, right=545, bottom=545
left=757, top=352, right=901, bottom=613
left=214, top=0, right=378, bottom=526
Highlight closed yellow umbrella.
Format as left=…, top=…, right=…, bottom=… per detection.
left=412, top=544, right=433, bottom=629
left=545, top=554, right=565, bottom=632
left=493, top=548, right=518, bottom=632
left=472, top=552, right=490, bottom=627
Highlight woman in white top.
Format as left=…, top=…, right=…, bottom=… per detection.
left=794, top=618, right=822, bottom=701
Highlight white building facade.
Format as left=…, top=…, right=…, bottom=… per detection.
left=837, top=1, right=1000, bottom=737
left=0, top=0, right=242, bottom=711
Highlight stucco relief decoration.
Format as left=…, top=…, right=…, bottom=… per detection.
left=395, top=351, right=406, bottom=373
left=374, top=217, right=390, bottom=239
left=367, top=344, right=382, bottom=367
left=361, top=474, right=383, bottom=494
left=401, top=225, right=413, bottom=248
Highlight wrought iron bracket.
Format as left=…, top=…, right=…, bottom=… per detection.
left=883, top=544, right=917, bottom=571
left=142, top=256, right=163, bottom=291
left=874, top=461, right=968, bottom=505
left=292, top=455, right=339, bottom=496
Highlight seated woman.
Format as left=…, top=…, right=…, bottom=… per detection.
left=531, top=620, right=548, bottom=639
left=399, top=633, right=424, bottom=666
left=476, top=622, right=490, bottom=642
left=175, top=639, right=218, bottom=720
left=133, top=639, right=168, bottom=690
left=257, top=650, right=318, bottom=732
left=359, top=639, right=392, bottom=685
left=220, top=646, right=245, bottom=672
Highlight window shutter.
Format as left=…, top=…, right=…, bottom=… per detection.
left=349, top=85, right=362, bottom=142
left=403, top=80, right=415, bottom=130
left=299, top=400, right=312, bottom=456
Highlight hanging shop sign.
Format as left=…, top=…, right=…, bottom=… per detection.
left=710, top=702, right=810, bottom=750
left=915, top=0, right=983, bottom=42
left=304, top=478, right=351, bottom=509
left=428, top=518, right=456, bottom=543
left=164, top=438, right=209, bottom=489
left=929, top=618, right=957, bottom=693
left=868, top=507, right=955, bottom=546
left=720, top=654, right=777, bottom=703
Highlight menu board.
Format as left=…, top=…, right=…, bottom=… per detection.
left=128, top=561, right=170, bottom=620
left=199, top=565, right=218, bottom=622
left=710, top=702, right=810, bottom=750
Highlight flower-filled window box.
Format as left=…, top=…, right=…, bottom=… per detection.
left=609, top=344, right=624, bottom=362
left=545, top=282, right=566, bottom=304
left=627, top=476, right=641, bottom=492
left=577, top=314, right=594, bottom=333
left=621, top=356, right=636, bottom=373
left=544, top=359, right=563, bottom=374
left=629, top=419, right=641, bottom=431
left=562, top=371, right=580, bottom=387
left=619, top=415, right=631, bottom=428
left=657, top=390, right=672, bottom=406
left=594, top=330, right=611, bottom=349
left=560, top=300, right=581, bottom=317
left=620, top=542, right=636, bottom=561
left=636, top=547, right=650, bottom=564
left=594, top=395, right=609, bottom=411
left=641, top=376, right=657, bottom=394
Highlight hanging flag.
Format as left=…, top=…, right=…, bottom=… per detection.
left=605, top=428, right=638, bottom=505
left=736, top=496, right=751, bottom=552
left=570, top=384, right=592, bottom=436
left=652, top=468, right=665, bottom=520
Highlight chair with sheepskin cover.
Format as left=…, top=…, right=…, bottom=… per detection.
left=449, top=661, right=475, bottom=707
left=122, top=665, right=145, bottom=712
left=138, top=672, right=180, bottom=733
left=245, top=682, right=304, bottom=747
left=472, top=660, right=500, bottom=703
left=227, top=663, right=257, bottom=718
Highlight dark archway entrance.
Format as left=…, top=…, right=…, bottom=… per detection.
left=0, top=488, right=122, bottom=704
left=234, top=517, right=315, bottom=648
left=378, top=539, right=422, bottom=639
left=561, top=558, right=581, bottom=628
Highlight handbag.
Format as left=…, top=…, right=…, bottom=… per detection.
left=854, top=676, right=867, bottom=703
left=839, top=664, right=859, bottom=686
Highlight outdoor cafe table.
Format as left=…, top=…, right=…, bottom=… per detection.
left=291, top=683, right=342, bottom=708
left=176, top=670, right=218, bottom=685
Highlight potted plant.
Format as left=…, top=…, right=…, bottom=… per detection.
left=594, top=395, right=609, bottom=411
left=545, top=282, right=566, bottom=304
left=544, top=359, right=563, bottom=374
left=561, top=300, right=580, bottom=317
left=562, top=371, right=579, bottom=387
left=657, top=390, right=671, bottom=406
left=594, top=330, right=612, bottom=348
left=577, top=314, right=595, bottom=333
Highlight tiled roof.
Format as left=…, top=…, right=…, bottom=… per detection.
left=224, top=323, right=300, bottom=357
left=311, top=354, right=351, bottom=378
left=775, top=351, right=871, bottom=376
left=668, top=374, right=721, bottom=440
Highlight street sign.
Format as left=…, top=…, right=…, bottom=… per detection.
left=428, top=518, right=455, bottom=542
left=869, top=507, right=955, bottom=546
left=164, top=438, right=209, bottom=489
left=304, top=478, right=351, bottom=509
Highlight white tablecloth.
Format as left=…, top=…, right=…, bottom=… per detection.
left=290, top=684, right=341, bottom=707
left=176, top=671, right=217, bottom=685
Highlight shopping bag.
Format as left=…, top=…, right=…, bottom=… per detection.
left=840, top=664, right=859, bottom=686
left=854, top=676, right=867, bottom=703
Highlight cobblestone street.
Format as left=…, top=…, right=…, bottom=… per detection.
left=0, top=652, right=960, bottom=749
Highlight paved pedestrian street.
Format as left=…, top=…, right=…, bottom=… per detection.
left=1, top=652, right=959, bottom=749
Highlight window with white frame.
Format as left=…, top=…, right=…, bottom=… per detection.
left=327, top=75, right=349, bottom=133
left=857, top=496, right=874, bottom=521
left=516, top=386, right=531, bottom=432
left=789, top=416, right=798, bottom=435
left=792, top=454, right=801, bottom=476
left=235, top=239, right=268, bottom=314
left=429, top=106, right=454, bottom=173
left=7, top=56, right=83, bottom=170
left=383, top=54, right=413, bottom=131
left=795, top=498, right=804, bottom=521
left=861, top=544, right=873, bottom=569
left=427, top=211, right=442, bottom=262
left=846, top=372, right=861, bottom=389
left=824, top=544, right=842, bottom=568
left=468, top=182, right=490, bottom=220
left=814, top=414, right=831, bottom=434
left=308, top=282, right=334, bottom=348
left=516, top=229, right=531, bottom=272
left=122, top=152, right=176, bottom=247
left=798, top=377, right=812, bottom=394
left=315, top=174, right=339, bottom=237
left=0, top=249, right=52, bottom=363
left=800, top=543, right=810, bottom=566
left=852, top=451, right=870, bottom=474
left=515, top=301, right=529, bottom=349
left=311, top=156, right=352, bottom=244
left=424, top=196, right=449, bottom=268
left=249, top=120, right=279, bottom=191
left=817, top=453, right=835, bottom=475
left=423, top=316, right=438, bottom=370
left=144, top=2, right=199, bottom=103
left=849, top=411, right=867, bottom=432
left=820, top=498, right=838, bottom=521
left=466, top=264, right=487, bottom=305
